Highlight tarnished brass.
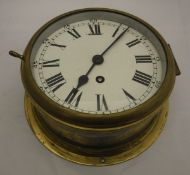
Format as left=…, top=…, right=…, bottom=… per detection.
left=10, top=8, right=180, bottom=166
left=25, top=94, right=169, bottom=166
left=9, top=50, right=24, bottom=61
left=168, top=44, right=181, bottom=76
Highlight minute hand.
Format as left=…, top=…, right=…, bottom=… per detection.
left=101, top=27, right=129, bottom=56
left=74, top=27, right=129, bottom=90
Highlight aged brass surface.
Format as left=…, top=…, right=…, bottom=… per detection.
left=9, top=50, right=24, bottom=61
left=9, top=8, right=180, bottom=166
left=25, top=94, right=168, bottom=166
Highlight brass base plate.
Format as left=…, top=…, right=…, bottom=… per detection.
left=24, top=95, right=168, bottom=166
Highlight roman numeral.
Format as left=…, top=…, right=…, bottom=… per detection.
left=112, top=24, right=121, bottom=37
left=126, top=39, right=141, bottom=47
left=42, top=59, right=59, bottom=67
left=88, top=23, right=101, bottom=35
left=96, top=94, right=109, bottom=111
left=45, top=73, right=66, bottom=92
left=65, top=88, right=82, bottom=107
left=67, top=29, right=81, bottom=39
left=132, top=70, right=152, bottom=86
left=135, top=55, right=152, bottom=63
left=43, top=39, right=66, bottom=48
left=122, top=89, right=136, bottom=101
left=50, top=43, right=66, bottom=48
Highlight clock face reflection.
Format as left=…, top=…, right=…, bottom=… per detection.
left=31, top=17, right=166, bottom=114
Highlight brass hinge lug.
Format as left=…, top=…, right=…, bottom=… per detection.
left=168, top=44, right=181, bottom=76
left=9, top=50, right=24, bottom=61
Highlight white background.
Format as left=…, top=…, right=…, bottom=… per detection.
left=0, top=0, right=189, bottom=175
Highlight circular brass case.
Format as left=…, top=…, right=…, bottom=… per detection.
left=18, top=8, right=178, bottom=166
left=25, top=94, right=168, bottom=166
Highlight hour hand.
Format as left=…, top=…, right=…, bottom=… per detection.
left=76, top=75, right=89, bottom=89
left=76, top=55, right=104, bottom=89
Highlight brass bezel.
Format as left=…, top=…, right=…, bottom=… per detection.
left=21, top=8, right=176, bottom=128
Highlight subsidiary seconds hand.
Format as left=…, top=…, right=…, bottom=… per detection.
left=76, top=26, right=130, bottom=89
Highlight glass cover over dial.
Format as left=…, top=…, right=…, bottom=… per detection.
left=31, top=11, right=166, bottom=114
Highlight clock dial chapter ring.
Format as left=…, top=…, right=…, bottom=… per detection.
left=16, top=8, right=179, bottom=166
left=21, top=8, right=176, bottom=125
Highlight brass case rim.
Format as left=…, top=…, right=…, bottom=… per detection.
left=25, top=95, right=169, bottom=166
left=21, top=8, right=176, bottom=128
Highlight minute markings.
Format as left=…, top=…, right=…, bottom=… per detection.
left=35, top=21, right=160, bottom=113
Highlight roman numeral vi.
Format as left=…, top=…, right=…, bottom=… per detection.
left=96, top=94, right=109, bottom=111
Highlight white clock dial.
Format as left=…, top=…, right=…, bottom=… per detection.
left=31, top=19, right=166, bottom=114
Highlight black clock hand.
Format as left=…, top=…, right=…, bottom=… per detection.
left=101, top=27, right=129, bottom=56
left=76, top=26, right=129, bottom=89
left=76, top=55, right=104, bottom=89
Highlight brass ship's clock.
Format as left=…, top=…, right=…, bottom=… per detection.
left=9, top=8, right=180, bottom=166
